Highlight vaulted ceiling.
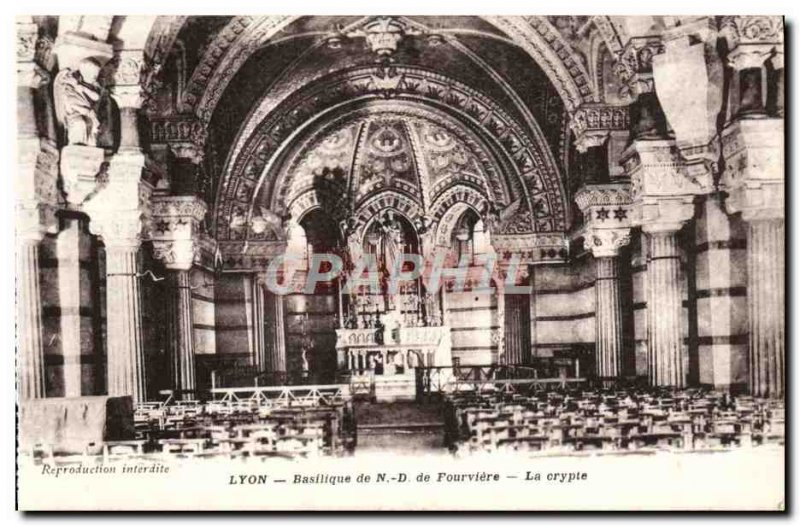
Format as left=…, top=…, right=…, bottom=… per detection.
left=33, top=14, right=652, bottom=252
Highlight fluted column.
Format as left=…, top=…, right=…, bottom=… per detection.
left=594, top=257, right=623, bottom=377
left=622, top=139, right=702, bottom=388
left=720, top=17, right=784, bottom=398
left=16, top=20, right=57, bottom=400
left=17, top=238, right=46, bottom=399
left=166, top=270, right=196, bottom=399
left=250, top=276, right=267, bottom=371
left=85, top=152, right=150, bottom=404
left=644, top=229, right=685, bottom=387
left=745, top=220, right=784, bottom=397
left=150, top=195, right=209, bottom=399
left=266, top=289, right=287, bottom=373
left=575, top=183, right=633, bottom=379
left=104, top=245, right=146, bottom=401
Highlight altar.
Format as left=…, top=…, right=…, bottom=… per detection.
left=335, top=310, right=452, bottom=401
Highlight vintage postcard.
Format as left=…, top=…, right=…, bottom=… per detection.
left=15, top=14, right=785, bottom=511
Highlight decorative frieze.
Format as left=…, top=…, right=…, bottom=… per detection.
left=569, top=105, right=629, bottom=153
left=150, top=116, right=208, bottom=160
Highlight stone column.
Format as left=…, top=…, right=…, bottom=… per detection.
left=166, top=269, right=196, bottom=399
left=264, top=287, right=287, bottom=374
left=622, top=140, right=707, bottom=388
left=722, top=120, right=784, bottom=397
left=103, top=242, right=146, bottom=401
left=745, top=220, right=784, bottom=397
left=85, top=152, right=151, bottom=403
left=594, top=257, right=623, bottom=377
left=720, top=18, right=784, bottom=398
left=151, top=195, right=208, bottom=400
left=721, top=16, right=784, bottom=119
left=575, top=183, right=633, bottom=379
left=17, top=23, right=59, bottom=399
left=251, top=276, right=267, bottom=371
left=643, top=228, right=686, bottom=387
left=17, top=234, right=46, bottom=400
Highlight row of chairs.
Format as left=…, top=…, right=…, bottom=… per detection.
left=444, top=387, right=785, bottom=455
left=21, top=399, right=358, bottom=464
left=125, top=398, right=357, bottom=460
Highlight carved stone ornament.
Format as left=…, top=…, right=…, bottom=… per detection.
left=16, top=19, right=38, bottom=62
left=614, top=36, right=664, bottom=98
left=570, top=105, right=629, bottom=153
left=59, top=144, right=107, bottom=206
left=150, top=195, right=208, bottom=270
left=150, top=116, right=208, bottom=157
left=621, top=139, right=709, bottom=232
left=575, top=183, right=633, bottom=258
left=721, top=119, right=784, bottom=222
left=583, top=228, right=632, bottom=258
left=721, top=16, right=784, bottom=70
left=108, top=49, right=146, bottom=88
left=84, top=152, right=150, bottom=248
left=53, top=59, right=103, bottom=147
left=346, top=17, right=422, bottom=59
left=17, top=138, right=59, bottom=241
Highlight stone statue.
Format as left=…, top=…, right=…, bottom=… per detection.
left=379, top=211, right=404, bottom=276
left=53, top=58, right=103, bottom=146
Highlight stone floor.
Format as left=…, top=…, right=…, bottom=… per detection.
left=354, top=400, right=447, bottom=454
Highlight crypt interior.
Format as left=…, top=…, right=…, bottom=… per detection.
left=16, top=16, right=784, bottom=452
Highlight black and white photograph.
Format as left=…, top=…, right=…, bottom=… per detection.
left=13, top=12, right=786, bottom=511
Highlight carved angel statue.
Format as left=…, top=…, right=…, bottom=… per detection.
left=53, top=58, right=103, bottom=146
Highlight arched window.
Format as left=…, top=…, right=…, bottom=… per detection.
left=451, top=208, right=489, bottom=262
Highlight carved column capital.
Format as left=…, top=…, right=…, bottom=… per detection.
left=150, top=195, right=208, bottom=270
left=570, top=104, right=630, bottom=154
left=107, top=49, right=147, bottom=111
left=621, top=139, right=708, bottom=233
left=111, top=84, right=144, bottom=110
left=575, top=182, right=633, bottom=258
left=17, top=138, right=59, bottom=241
left=16, top=17, right=39, bottom=63
left=721, top=16, right=784, bottom=70
left=84, top=152, right=151, bottom=249
left=59, top=145, right=106, bottom=206
left=614, top=36, right=664, bottom=99
left=721, top=119, right=784, bottom=221
left=150, top=116, right=207, bottom=160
